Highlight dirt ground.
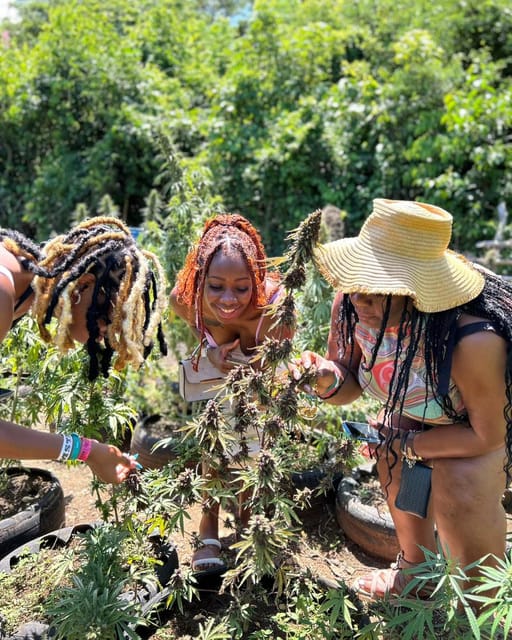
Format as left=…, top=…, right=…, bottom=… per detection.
left=19, top=455, right=385, bottom=589
left=21, top=456, right=512, bottom=590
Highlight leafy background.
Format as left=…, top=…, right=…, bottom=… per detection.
left=1, top=0, right=511, bottom=257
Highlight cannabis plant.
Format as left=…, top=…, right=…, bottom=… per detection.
left=135, top=210, right=369, bottom=637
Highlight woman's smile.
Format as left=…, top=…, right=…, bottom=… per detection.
left=204, top=250, right=253, bottom=324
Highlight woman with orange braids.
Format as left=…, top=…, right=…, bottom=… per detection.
left=0, top=217, right=167, bottom=484
left=171, top=213, right=293, bottom=577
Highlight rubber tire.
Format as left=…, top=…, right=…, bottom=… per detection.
left=335, top=479, right=400, bottom=563
left=0, top=523, right=93, bottom=574
left=291, top=469, right=343, bottom=492
left=130, top=414, right=189, bottom=470
left=2, top=524, right=179, bottom=640
left=0, top=467, right=65, bottom=560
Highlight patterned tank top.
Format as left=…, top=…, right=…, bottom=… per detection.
left=355, top=323, right=466, bottom=424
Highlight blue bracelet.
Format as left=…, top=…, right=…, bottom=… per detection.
left=70, top=433, right=82, bottom=461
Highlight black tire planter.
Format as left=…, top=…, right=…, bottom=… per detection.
left=335, top=477, right=399, bottom=563
left=130, top=413, right=199, bottom=470
left=0, top=467, right=65, bottom=560
left=291, top=468, right=343, bottom=492
left=1, top=523, right=179, bottom=640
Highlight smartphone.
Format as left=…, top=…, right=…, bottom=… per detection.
left=342, top=421, right=381, bottom=444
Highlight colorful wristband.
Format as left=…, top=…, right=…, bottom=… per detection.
left=77, top=437, right=93, bottom=462
left=317, top=370, right=342, bottom=400
left=70, top=433, right=82, bottom=461
left=57, top=434, right=73, bottom=462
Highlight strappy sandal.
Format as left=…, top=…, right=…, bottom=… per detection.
left=353, top=551, right=432, bottom=601
left=191, top=538, right=227, bottom=577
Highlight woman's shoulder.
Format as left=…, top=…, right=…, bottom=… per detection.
left=170, top=288, right=194, bottom=325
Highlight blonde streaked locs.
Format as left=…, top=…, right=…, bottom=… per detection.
left=1, top=217, right=167, bottom=380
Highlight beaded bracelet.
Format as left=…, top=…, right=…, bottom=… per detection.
left=317, top=370, right=343, bottom=400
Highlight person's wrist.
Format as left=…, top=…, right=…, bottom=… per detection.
left=317, top=370, right=343, bottom=400
left=77, top=437, right=93, bottom=461
left=400, top=430, right=424, bottom=463
left=85, top=439, right=100, bottom=466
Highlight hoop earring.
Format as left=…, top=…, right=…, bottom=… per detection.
left=74, top=291, right=81, bottom=305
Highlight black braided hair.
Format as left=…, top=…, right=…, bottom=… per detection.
left=0, top=228, right=45, bottom=273
left=27, top=218, right=166, bottom=380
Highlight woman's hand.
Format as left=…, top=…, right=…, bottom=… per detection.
left=86, top=441, right=139, bottom=484
left=290, top=350, right=344, bottom=397
left=206, top=338, right=248, bottom=374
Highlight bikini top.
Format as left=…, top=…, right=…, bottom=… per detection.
left=355, top=320, right=499, bottom=425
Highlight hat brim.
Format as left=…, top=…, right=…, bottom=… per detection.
left=314, top=237, right=485, bottom=312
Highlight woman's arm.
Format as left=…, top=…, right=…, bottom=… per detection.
left=406, top=329, right=507, bottom=460
left=0, top=419, right=137, bottom=484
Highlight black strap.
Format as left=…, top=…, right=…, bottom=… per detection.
left=14, top=284, right=33, bottom=311
left=437, top=321, right=497, bottom=396
left=454, top=321, right=497, bottom=342
left=437, top=322, right=458, bottom=397
left=10, top=284, right=34, bottom=328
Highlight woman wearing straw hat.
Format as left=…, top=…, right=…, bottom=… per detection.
left=295, top=198, right=511, bottom=600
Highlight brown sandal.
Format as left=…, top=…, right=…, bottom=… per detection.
left=353, top=551, right=432, bottom=601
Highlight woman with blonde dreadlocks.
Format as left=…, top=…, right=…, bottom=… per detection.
left=0, top=217, right=167, bottom=484
left=171, top=213, right=294, bottom=579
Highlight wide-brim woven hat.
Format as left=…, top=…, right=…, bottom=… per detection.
left=313, top=198, right=485, bottom=312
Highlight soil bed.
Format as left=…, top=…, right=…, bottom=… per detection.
left=0, top=471, right=54, bottom=519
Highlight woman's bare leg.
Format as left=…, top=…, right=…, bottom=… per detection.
left=433, top=448, right=506, bottom=583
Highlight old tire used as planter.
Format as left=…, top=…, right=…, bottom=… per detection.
left=335, top=475, right=399, bottom=563
left=0, top=467, right=65, bottom=560
left=130, top=413, right=199, bottom=470
left=0, top=523, right=179, bottom=640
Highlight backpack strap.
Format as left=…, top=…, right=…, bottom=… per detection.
left=454, top=321, right=497, bottom=342
left=437, top=321, right=498, bottom=396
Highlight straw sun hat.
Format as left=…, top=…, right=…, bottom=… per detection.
left=313, top=198, right=485, bottom=312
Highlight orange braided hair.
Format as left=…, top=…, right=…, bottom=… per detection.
left=174, top=213, right=278, bottom=344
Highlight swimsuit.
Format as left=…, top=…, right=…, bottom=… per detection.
left=355, top=321, right=497, bottom=424
left=0, top=265, right=14, bottom=288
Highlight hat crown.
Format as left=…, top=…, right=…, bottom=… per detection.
left=362, top=199, right=453, bottom=259
left=312, top=198, right=485, bottom=312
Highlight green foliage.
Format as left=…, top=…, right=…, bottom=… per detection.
left=0, top=317, right=136, bottom=446
left=360, top=542, right=512, bottom=639
left=2, top=0, right=512, bottom=253
left=45, top=525, right=150, bottom=640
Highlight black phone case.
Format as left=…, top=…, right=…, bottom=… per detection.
left=394, top=460, right=432, bottom=518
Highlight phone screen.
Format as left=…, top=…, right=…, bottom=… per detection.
left=342, top=421, right=381, bottom=444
